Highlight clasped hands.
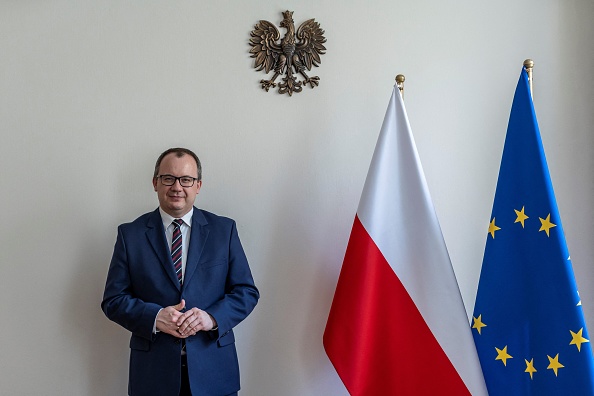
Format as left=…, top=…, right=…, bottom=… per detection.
left=156, top=299, right=216, bottom=338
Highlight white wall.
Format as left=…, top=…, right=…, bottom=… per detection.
left=1, top=1, right=593, bottom=395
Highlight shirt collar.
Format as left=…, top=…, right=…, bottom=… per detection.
left=159, top=207, right=193, bottom=229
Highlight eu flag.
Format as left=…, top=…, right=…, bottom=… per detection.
left=472, top=67, right=594, bottom=395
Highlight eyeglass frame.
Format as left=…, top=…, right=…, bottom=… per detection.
left=156, top=174, right=199, bottom=187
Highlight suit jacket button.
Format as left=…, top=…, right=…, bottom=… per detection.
left=174, top=339, right=180, bottom=344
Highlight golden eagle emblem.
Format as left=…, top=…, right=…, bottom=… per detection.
left=249, top=11, right=326, bottom=96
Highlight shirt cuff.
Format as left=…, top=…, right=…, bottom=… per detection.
left=208, top=313, right=218, bottom=331
left=153, top=308, right=163, bottom=334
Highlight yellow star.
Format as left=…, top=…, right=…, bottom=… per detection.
left=495, top=345, right=513, bottom=366
left=514, top=206, right=529, bottom=228
left=525, top=358, right=537, bottom=380
left=472, top=315, right=487, bottom=335
left=539, top=214, right=556, bottom=237
left=488, top=217, right=501, bottom=239
left=570, top=328, right=590, bottom=352
left=547, top=353, right=564, bottom=376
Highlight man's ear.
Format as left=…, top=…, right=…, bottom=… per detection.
left=152, top=177, right=158, bottom=191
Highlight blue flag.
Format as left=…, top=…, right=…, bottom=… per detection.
left=472, top=68, right=594, bottom=395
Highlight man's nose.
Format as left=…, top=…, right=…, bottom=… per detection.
left=171, top=179, right=183, bottom=190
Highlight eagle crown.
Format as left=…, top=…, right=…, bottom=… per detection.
left=280, top=10, right=294, bottom=30
left=281, top=10, right=294, bottom=22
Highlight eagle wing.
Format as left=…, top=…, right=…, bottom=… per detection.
left=249, top=20, right=282, bottom=73
left=295, top=19, right=326, bottom=70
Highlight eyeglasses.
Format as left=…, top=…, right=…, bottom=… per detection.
left=157, top=175, right=198, bottom=187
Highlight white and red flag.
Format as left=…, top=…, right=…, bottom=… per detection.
left=324, top=86, right=487, bottom=395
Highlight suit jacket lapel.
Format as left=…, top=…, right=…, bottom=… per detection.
left=182, top=207, right=209, bottom=289
left=145, top=209, right=182, bottom=291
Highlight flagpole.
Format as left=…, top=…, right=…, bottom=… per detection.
left=396, top=74, right=405, bottom=99
left=523, top=59, right=534, bottom=98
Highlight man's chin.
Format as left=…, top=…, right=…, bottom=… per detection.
left=164, top=204, right=189, bottom=215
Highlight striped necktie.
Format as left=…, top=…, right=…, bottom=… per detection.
left=171, top=219, right=184, bottom=284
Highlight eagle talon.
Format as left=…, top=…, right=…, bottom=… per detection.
left=304, top=76, right=320, bottom=88
left=260, top=80, right=277, bottom=91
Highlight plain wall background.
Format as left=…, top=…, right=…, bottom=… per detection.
left=1, top=1, right=593, bottom=395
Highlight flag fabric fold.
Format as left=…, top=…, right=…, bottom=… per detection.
left=324, top=87, right=487, bottom=395
left=472, top=68, right=594, bottom=395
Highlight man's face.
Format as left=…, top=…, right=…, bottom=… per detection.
left=153, top=153, right=202, bottom=218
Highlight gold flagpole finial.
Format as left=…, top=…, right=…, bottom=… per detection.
left=395, top=74, right=405, bottom=99
left=523, top=59, right=534, bottom=98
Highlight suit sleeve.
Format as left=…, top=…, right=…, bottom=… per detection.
left=206, top=221, right=259, bottom=340
left=101, top=225, right=162, bottom=340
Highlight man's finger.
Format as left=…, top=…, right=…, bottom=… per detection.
left=173, top=299, right=185, bottom=311
left=176, top=309, right=195, bottom=326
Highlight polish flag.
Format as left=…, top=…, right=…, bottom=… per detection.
left=324, top=87, right=487, bottom=395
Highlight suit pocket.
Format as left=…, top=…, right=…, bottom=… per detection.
left=129, top=335, right=150, bottom=351
left=217, top=330, right=235, bottom=347
left=199, top=258, right=227, bottom=270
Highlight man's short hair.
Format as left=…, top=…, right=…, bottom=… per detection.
left=153, top=148, right=202, bottom=181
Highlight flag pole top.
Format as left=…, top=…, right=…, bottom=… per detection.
left=395, top=74, right=405, bottom=98
left=523, top=59, right=534, bottom=98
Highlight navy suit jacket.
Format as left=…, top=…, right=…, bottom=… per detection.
left=102, top=207, right=259, bottom=396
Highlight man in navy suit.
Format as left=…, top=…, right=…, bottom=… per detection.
left=102, top=147, right=259, bottom=396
